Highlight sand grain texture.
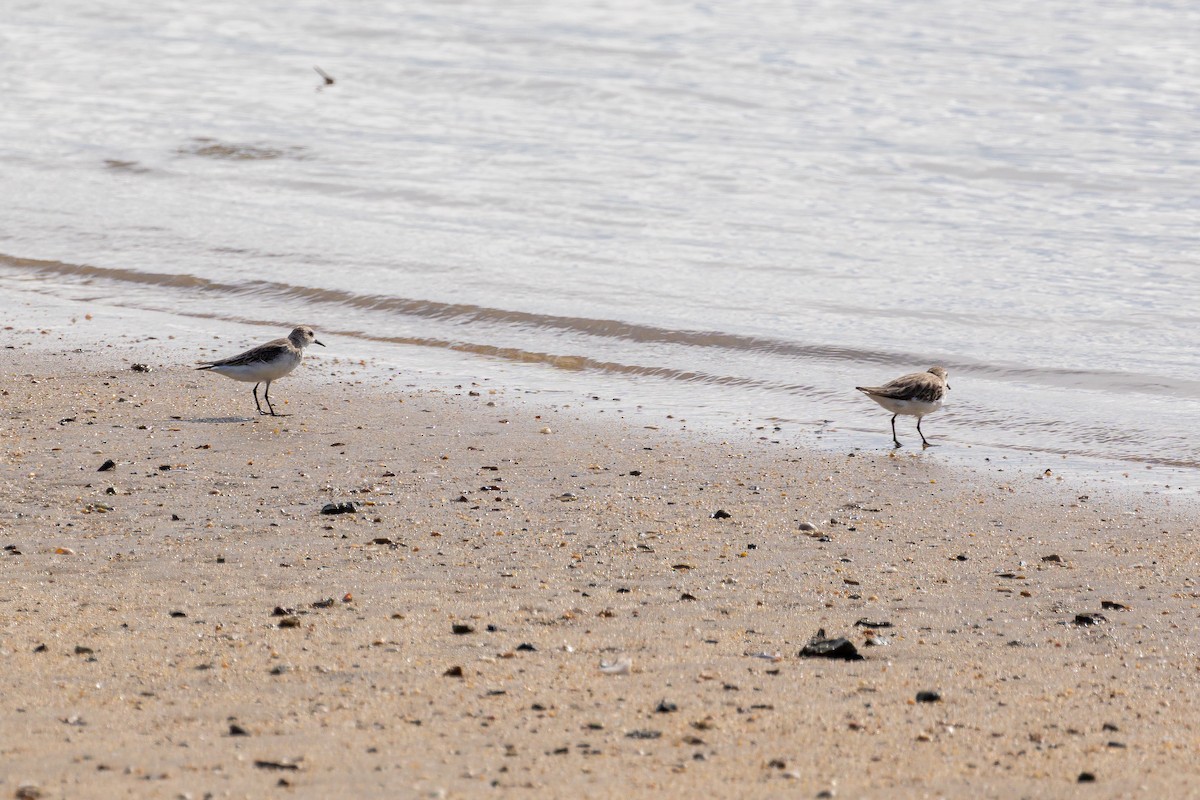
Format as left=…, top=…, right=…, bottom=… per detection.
left=2, top=337, right=1199, bottom=799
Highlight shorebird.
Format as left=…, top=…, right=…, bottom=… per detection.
left=856, top=366, right=949, bottom=448
left=196, top=326, right=325, bottom=416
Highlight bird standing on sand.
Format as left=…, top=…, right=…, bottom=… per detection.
left=856, top=366, right=950, bottom=448
left=196, top=326, right=325, bottom=416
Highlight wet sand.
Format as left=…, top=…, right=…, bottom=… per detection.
left=2, top=314, right=1199, bottom=799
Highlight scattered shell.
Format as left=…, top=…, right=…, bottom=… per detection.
left=599, top=657, right=632, bottom=675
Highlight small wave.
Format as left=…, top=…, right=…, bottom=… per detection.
left=3, top=252, right=1196, bottom=402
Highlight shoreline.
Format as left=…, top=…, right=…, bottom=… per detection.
left=5, top=278, right=1198, bottom=502
left=3, top=299, right=1200, bottom=797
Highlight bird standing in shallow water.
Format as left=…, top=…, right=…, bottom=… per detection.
left=196, top=326, right=325, bottom=416
left=856, top=366, right=949, bottom=448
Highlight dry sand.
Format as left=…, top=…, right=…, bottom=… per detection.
left=2, top=318, right=1199, bottom=799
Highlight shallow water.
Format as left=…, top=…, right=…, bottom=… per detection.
left=2, top=1, right=1199, bottom=488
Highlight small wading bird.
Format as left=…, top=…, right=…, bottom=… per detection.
left=856, top=366, right=949, bottom=448
left=196, top=326, right=325, bottom=416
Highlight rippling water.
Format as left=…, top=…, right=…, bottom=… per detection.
left=2, top=1, right=1199, bottom=486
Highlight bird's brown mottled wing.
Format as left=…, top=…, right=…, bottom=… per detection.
left=858, top=372, right=944, bottom=403
left=201, top=338, right=292, bottom=368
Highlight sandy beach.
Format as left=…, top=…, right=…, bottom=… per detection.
left=3, top=313, right=1199, bottom=799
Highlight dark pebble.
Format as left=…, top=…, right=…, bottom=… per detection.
left=1041, top=554, right=1063, bottom=563
left=1077, top=772, right=1096, bottom=783
left=915, top=691, right=942, bottom=703
left=320, top=502, right=356, bottom=515
left=1102, top=722, right=1119, bottom=732
left=799, top=629, right=863, bottom=661
left=711, top=509, right=732, bottom=520
left=680, top=593, right=697, bottom=601
left=1100, top=600, right=1129, bottom=611
left=625, top=730, right=662, bottom=740
left=33, top=643, right=47, bottom=653
left=97, top=459, right=116, bottom=472
left=444, top=665, right=464, bottom=677
left=854, top=618, right=893, bottom=628
left=629, top=470, right=642, bottom=476
left=277, top=616, right=301, bottom=629
left=74, top=645, right=94, bottom=655
left=130, top=363, right=152, bottom=372
left=452, top=623, right=475, bottom=635
left=655, top=700, right=678, bottom=713
left=516, top=642, right=536, bottom=651
left=954, top=554, right=969, bottom=561
left=253, top=760, right=299, bottom=771
left=169, top=611, right=187, bottom=618
left=271, top=606, right=295, bottom=616
left=229, top=723, right=250, bottom=736
left=1074, top=613, right=1107, bottom=626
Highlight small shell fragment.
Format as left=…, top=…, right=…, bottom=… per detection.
left=599, top=657, right=632, bottom=675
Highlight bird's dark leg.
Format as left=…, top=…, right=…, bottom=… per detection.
left=891, top=414, right=901, bottom=448
left=252, top=383, right=268, bottom=415
left=263, top=381, right=289, bottom=417
left=917, top=417, right=932, bottom=448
